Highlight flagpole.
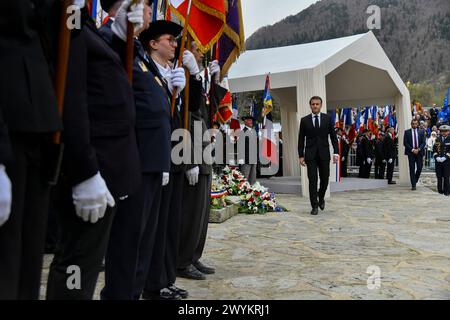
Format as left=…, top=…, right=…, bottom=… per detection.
left=125, top=0, right=140, bottom=83
left=183, top=34, right=192, bottom=129
left=170, top=0, right=193, bottom=116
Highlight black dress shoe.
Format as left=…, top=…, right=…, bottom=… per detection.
left=142, top=288, right=181, bottom=300
left=388, top=181, right=396, bottom=185
left=318, top=198, right=325, bottom=210
left=168, top=284, right=189, bottom=299
left=411, top=186, right=416, bottom=190
left=193, top=261, right=215, bottom=274
left=311, top=207, right=318, bottom=215
left=177, top=265, right=206, bottom=280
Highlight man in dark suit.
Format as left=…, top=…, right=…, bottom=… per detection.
left=384, top=127, right=397, bottom=184
left=0, top=0, right=62, bottom=300
left=46, top=3, right=143, bottom=299
left=403, top=119, right=426, bottom=190
left=298, top=96, right=339, bottom=215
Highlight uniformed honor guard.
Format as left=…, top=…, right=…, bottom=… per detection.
left=384, top=127, right=397, bottom=184
left=136, top=21, right=197, bottom=300
left=240, top=115, right=258, bottom=185
left=374, top=133, right=386, bottom=179
left=176, top=41, right=227, bottom=280
left=433, top=125, right=450, bottom=196
left=0, top=0, right=63, bottom=299
left=46, top=2, right=143, bottom=300
left=359, top=129, right=374, bottom=179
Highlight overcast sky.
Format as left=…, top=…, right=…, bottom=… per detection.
left=242, top=0, right=319, bottom=39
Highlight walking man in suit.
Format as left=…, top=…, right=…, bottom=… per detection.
left=403, top=119, right=426, bottom=190
left=298, top=96, right=339, bottom=215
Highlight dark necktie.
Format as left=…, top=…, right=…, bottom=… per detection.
left=413, top=130, right=418, bottom=149
left=314, top=115, right=319, bottom=128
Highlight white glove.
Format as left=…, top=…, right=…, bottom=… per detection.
left=0, top=165, right=12, bottom=227
left=72, top=172, right=115, bottom=224
left=162, top=172, right=169, bottom=186
left=388, top=158, right=393, bottom=164
left=437, top=157, right=446, bottom=163
left=182, top=50, right=200, bottom=75
left=168, top=67, right=186, bottom=95
left=367, top=158, right=372, bottom=164
left=111, top=0, right=144, bottom=41
left=185, top=166, right=199, bottom=186
left=208, top=60, right=220, bottom=83
left=73, top=0, right=86, bottom=9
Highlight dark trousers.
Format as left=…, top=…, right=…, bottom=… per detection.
left=374, top=161, right=385, bottom=179
left=101, top=173, right=162, bottom=300
left=359, top=161, right=372, bottom=178
left=435, top=162, right=450, bottom=195
left=46, top=179, right=116, bottom=300
left=144, top=171, right=184, bottom=292
left=178, top=173, right=212, bottom=268
left=386, top=161, right=395, bottom=182
left=341, top=160, right=348, bottom=177
left=306, top=158, right=330, bottom=209
left=407, top=154, right=423, bottom=187
left=0, top=133, right=51, bottom=300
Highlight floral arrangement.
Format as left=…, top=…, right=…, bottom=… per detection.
left=213, top=166, right=288, bottom=214
left=210, top=173, right=228, bottom=209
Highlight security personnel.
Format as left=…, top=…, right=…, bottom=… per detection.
left=46, top=2, right=143, bottom=300
left=359, top=129, right=375, bottom=178
left=433, top=125, right=450, bottom=196
left=374, top=133, right=386, bottom=179
left=0, top=0, right=63, bottom=300
left=176, top=41, right=227, bottom=280
left=384, top=127, right=397, bottom=184
left=137, top=22, right=198, bottom=300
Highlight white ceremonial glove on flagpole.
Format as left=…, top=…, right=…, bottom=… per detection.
left=72, top=172, right=115, bottom=224
left=73, top=0, right=86, bottom=9
left=111, top=0, right=144, bottom=41
left=162, top=172, right=169, bottom=186
left=185, top=166, right=199, bottom=186
left=182, top=50, right=200, bottom=75
left=0, top=165, right=12, bottom=227
left=168, top=67, right=186, bottom=95
left=208, top=60, right=220, bottom=83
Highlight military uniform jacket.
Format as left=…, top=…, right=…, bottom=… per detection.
left=187, top=78, right=227, bottom=175
left=383, top=133, right=397, bottom=160
left=61, top=14, right=141, bottom=198
left=0, top=0, right=62, bottom=164
left=360, top=136, right=375, bottom=160
left=433, top=135, right=450, bottom=161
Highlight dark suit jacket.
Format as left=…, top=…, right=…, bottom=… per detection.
left=0, top=0, right=61, bottom=164
left=298, top=113, right=338, bottom=162
left=61, top=15, right=141, bottom=198
left=403, top=128, right=426, bottom=156
left=360, top=136, right=375, bottom=160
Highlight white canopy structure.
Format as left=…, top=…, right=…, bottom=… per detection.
left=228, top=31, right=411, bottom=197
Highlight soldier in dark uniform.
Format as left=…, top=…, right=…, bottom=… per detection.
left=136, top=22, right=197, bottom=300
left=374, top=133, right=386, bottom=179
left=336, top=128, right=350, bottom=178
left=0, top=0, right=63, bottom=300
left=359, top=129, right=374, bottom=178
left=384, top=127, right=397, bottom=184
left=46, top=2, right=143, bottom=299
left=176, top=41, right=227, bottom=280
left=433, top=125, right=450, bottom=196
left=97, top=0, right=177, bottom=301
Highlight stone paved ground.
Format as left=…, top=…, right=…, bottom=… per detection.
left=41, top=181, right=450, bottom=300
